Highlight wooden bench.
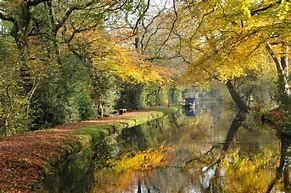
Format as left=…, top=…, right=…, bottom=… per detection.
left=118, top=109, right=127, bottom=115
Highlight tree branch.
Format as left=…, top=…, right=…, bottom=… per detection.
left=153, top=0, right=178, bottom=58
left=54, top=1, right=97, bottom=32
left=25, top=0, right=48, bottom=7
left=0, top=12, right=20, bottom=39
left=0, top=12, right=16, bottom=23
left=266, top=42, right=282, bottom=71
left=251, top=0, right=281, bottom=16
left=133, top=0, right=151, bottom=34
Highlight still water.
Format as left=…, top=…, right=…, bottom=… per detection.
left=37, top=101, right=291, bottom=193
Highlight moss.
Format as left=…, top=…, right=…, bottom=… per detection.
left=67, top=147, right=93, bottom=171
left=40, top=163, right=53, bottom=175
left=74, top=126, right=109, bottom=146
left=75, top=135, right=92, bottom=149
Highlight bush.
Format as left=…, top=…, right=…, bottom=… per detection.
left=0, top=37, right=32, bottom=136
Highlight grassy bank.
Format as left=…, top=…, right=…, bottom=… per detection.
left=0, top=109, right=172, bottom=193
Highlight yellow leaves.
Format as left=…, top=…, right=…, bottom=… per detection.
left=218, top=64, right=246, bottom=82
left=179, top=0, right=288, bottom=86
left=189, top=28, right=269, bottom=83
left=217, top=36, right=265, bottom=81
left=110, top=46, right=148, bottom=82
left=108, top=146, right=174, bottom=172
left=278, top=0, right=290, bottom=20
left=73, top=29, right=166, bottom=84
left=241, top=0, right=252, bottom=18
left=221, top=149, right=276, bottom=193
left=93, top=44, right=165, bottom=84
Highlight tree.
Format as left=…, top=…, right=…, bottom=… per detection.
left=0, top=0, right=168, bottom=133
left=172, top=0, right=290, bottom=112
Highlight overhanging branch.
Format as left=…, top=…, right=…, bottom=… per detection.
left=25, top=0, right=48, bottom=7
left=0, top=12, right=16, bottom=23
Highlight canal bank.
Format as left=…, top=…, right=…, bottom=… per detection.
left=0, top=109, right=174, bottom=193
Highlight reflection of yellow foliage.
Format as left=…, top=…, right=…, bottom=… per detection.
left=92, top=146, right=174, bottom=193
left=221, top=149, right=276, bottom=193
left=93, top=170, right=137, bottom=193
left=108, top=146, right=174, bottom=172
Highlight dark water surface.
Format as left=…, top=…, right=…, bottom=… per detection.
left=37, top=102, right=291, bottom=193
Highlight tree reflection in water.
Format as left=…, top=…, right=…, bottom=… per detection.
left=185, top=111, right=247, bottom=192
left=186, top=112, right=290, bottom=193
left=266, top=129, right=291, bottom=193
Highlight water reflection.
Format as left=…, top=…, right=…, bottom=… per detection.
left=266, top=131, right=291, bottom=193
left=101, top=110, right=280, bottom=193
left=198, top=113, right=290, bottom=193
left=189, top=111, right=246, bottom=193
left=183, top=107, right=196, bottom=117
left=37, top=102, right=286, bottom=193
left=222, top=111, right=246, bottom=151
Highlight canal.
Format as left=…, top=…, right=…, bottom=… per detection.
left=36, top=101, right=291, bottom=193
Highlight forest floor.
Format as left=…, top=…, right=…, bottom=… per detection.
left=0, top=109, right=171, bottom=193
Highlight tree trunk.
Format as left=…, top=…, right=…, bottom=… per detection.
left=280, top=43, right=290, bottom=112
left=12, top=4, right=33, bottom=96
left=17, top=42, right=32, bottom=96
left=226, top=80, right=249, bottom=112
left=99, top=103, right=104, bottom=118
left=47, top=1, right=62, bottom=65
left=266, top=42, right=290, bottom=112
